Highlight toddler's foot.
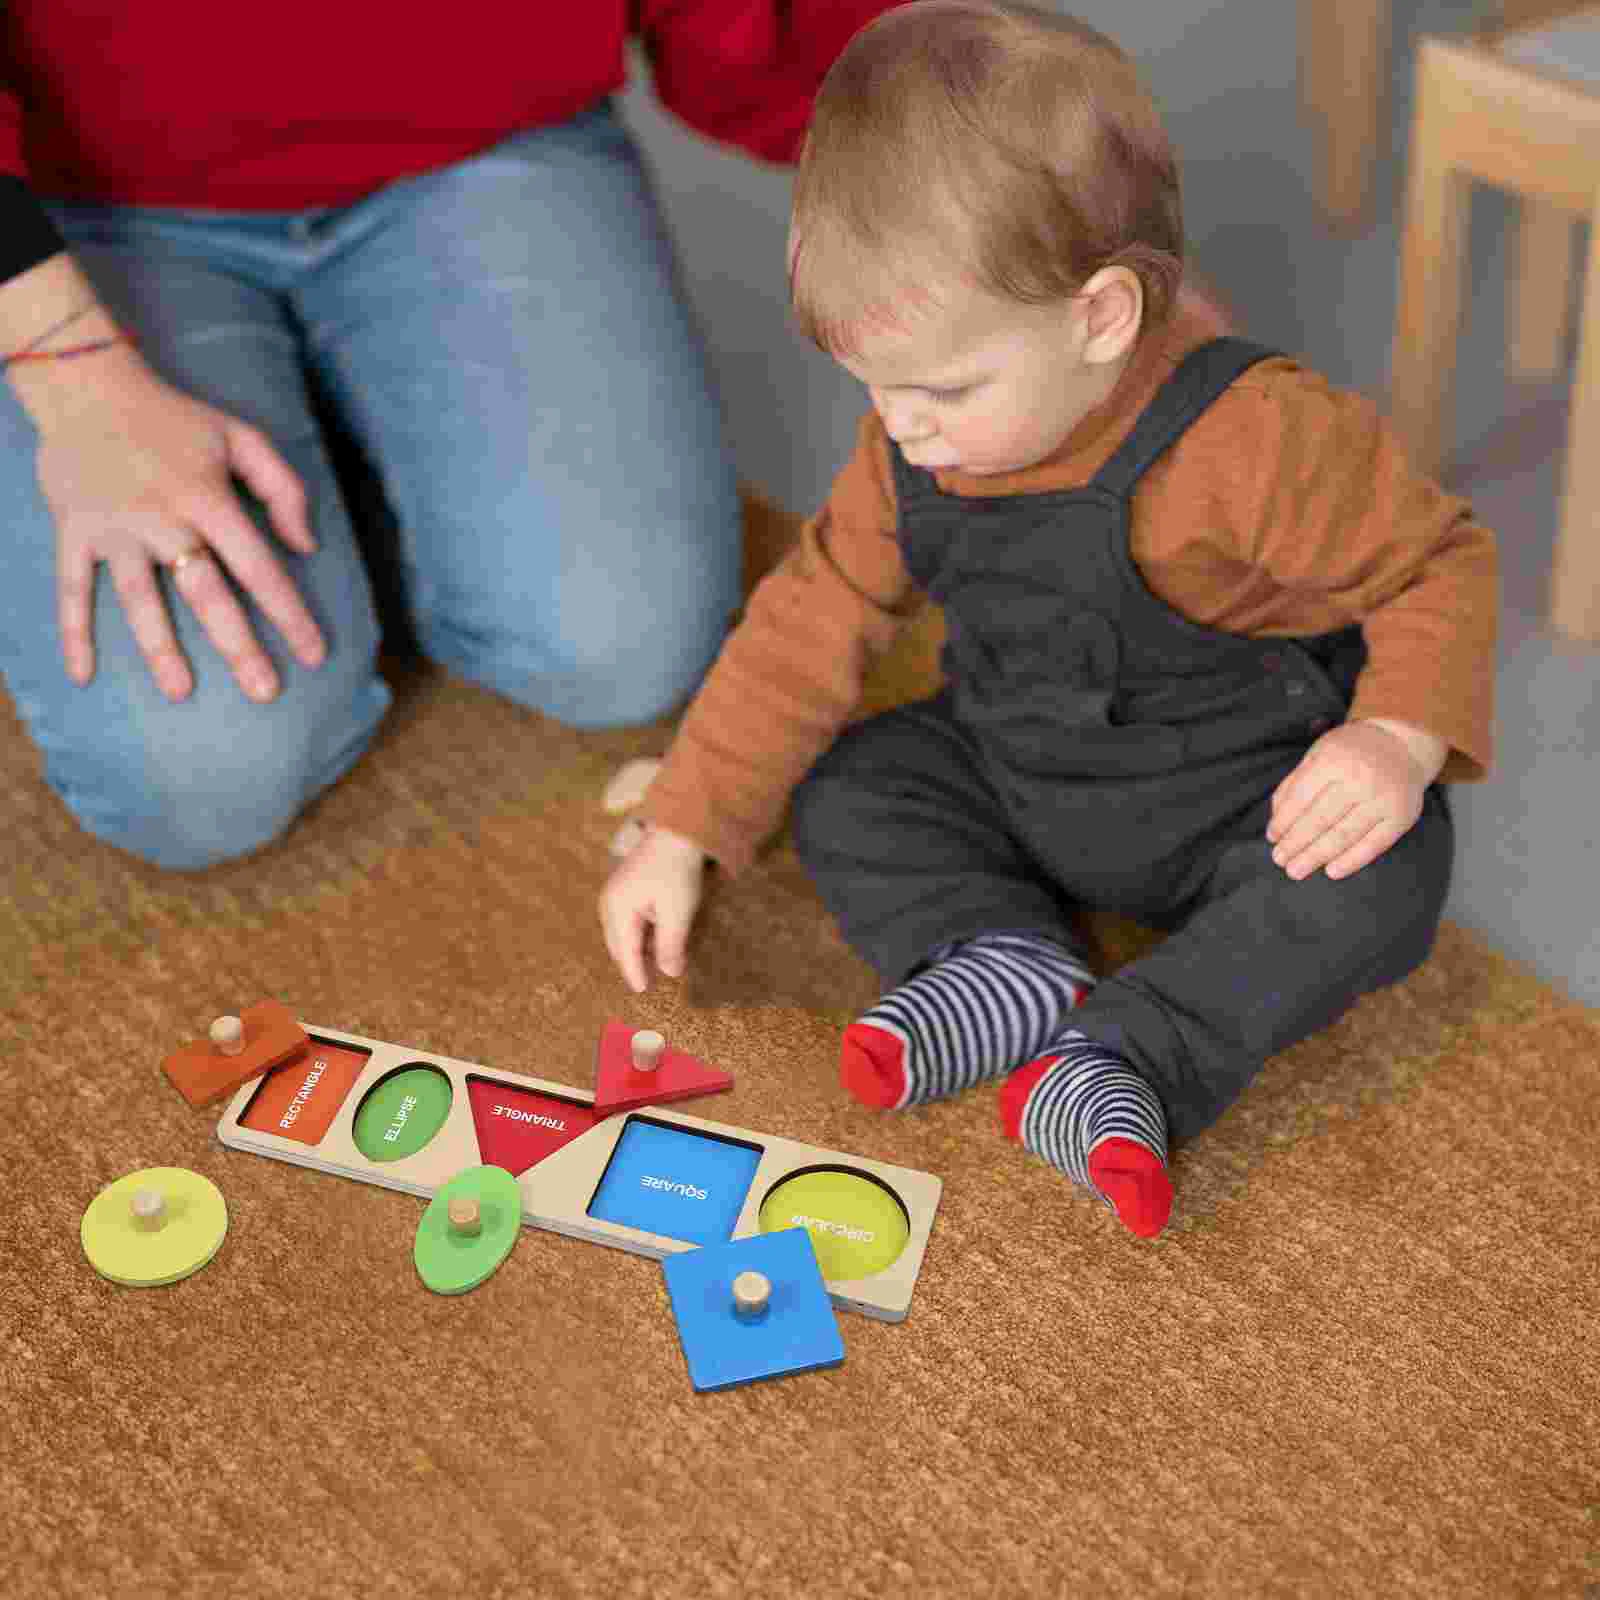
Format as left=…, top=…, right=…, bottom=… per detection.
left=999, top=1029, right=1172, bottom=1238
left=840, top=930, right=1093, bottom=1109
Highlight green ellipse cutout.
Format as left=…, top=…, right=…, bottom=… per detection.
left=352, top=1065, right=453, bottom=1164
left=758, top=1169, right=910, bottom=1280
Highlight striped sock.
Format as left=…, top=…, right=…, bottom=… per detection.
left=999, top=1029, right=1172, bottom=1238
left=839, top=930, right=1095, bottom=1110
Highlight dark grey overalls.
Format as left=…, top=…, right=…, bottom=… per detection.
left=790, top=337, right=1454, bottom=1141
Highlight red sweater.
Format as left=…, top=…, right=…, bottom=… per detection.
left=0, top=0, right=892, bottom=205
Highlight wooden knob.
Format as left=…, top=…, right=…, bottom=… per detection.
left=731, top=1270, right=771, bottom=1321
left=129, top=1188, right=167, bottom=1231
left=447, top=1196, right=482, bottom=1237
left=630, top=1030, right=666, bottom=1072
left=209, top=1015, right=245, bottom=1057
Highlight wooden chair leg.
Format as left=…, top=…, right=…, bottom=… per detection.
left=1548, top=185, right=1600, bottom=641
left=1509, top=202, right=1577, bottom=381
left=1297, top=0, right=1335, bottom=138
left=1299, top=0, right=1390, bottom=230
left=1389, top=41, right=1473, bottom=478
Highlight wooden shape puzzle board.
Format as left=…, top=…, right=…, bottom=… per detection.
left=214, top=1023, right=942, bottom=1322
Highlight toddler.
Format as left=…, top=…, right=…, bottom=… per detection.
left=599, top=0, right=1497, bottom=1237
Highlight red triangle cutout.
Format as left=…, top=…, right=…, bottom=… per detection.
left=467, top=1077, right=599, bottom=1177
left=592, top=1020, right=734, bottom=1117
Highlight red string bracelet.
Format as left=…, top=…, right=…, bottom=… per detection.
left=1, top=330, right=138, bottom=368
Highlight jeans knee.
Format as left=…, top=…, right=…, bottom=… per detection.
left=557, top=639, right=720, bottom=730
left=423, top=591, right=736, bottom=731
left=38, top=659, right=389, bottom=873
left=55, top=703, right=340, bottom=868
left=51, top=753, right=307, bottom=871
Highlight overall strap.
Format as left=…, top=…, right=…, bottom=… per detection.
left=886, top=435, right=944, bottom=518
left=1091, top=336, right=1283, bottom=501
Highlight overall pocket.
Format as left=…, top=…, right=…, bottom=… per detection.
left=948, top=608, right=1189, bottom=781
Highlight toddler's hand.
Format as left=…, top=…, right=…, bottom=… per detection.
left=598, top=824, right=708, bottom=993
left=1267, top=721, right=1433, bottom=881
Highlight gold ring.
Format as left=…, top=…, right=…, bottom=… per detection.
left=169, top=541, right=210, bottom=574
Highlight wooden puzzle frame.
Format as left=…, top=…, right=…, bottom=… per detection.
left=215, top=1023, right=942, bottom=1321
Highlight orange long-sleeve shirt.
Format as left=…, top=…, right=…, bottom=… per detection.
left=646, top=306, right=1499, bottom=876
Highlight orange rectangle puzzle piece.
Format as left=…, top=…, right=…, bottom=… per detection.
left=161, top=999, right=310, bottom=1108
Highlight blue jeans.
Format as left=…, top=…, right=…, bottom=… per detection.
left=0, top=102, right=742, bottom=869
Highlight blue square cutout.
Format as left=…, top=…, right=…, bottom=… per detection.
left=661, top=1227, right=846, bottom=1393
left=588, top=1116, right=762, bottom=1248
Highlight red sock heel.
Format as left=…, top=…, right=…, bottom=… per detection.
left=998, top=1056, right=1058, bottom=1140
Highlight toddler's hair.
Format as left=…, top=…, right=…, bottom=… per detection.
left=789, top=0, right=1184, bottom=356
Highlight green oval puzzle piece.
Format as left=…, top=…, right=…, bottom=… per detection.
left=414, top=1164, right=523, bottom=1295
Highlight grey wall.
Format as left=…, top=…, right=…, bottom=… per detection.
left=618, top=1, right=1599, bottom=1008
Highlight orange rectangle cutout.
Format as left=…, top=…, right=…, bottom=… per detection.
left=239, top=1039, right=371, bottom=1146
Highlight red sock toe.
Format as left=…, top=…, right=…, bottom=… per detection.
left=998, top=1055, right=1059, bottom=1141
left=1088, top=1138, right=1173, bottom=1238
left=840, top=1022, right=909, bottom=1109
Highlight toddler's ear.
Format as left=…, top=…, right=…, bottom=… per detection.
left=1079, top=265, right=1146, bottom=364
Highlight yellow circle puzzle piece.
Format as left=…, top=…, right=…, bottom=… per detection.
left=80, top=1166, right=228, bottom=1287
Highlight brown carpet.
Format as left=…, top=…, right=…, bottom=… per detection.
left=3, top=492, right=1597, bottom=1599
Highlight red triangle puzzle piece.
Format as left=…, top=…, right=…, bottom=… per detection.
left=592, top=1020, right=734, bottom=1117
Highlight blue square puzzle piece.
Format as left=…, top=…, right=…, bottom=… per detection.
left=661, top=1227, right=846, bottom=1393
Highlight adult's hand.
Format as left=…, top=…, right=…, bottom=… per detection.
left=5, top=255, right=326, bottom=702
left=24, top=355, right=327, bottom=701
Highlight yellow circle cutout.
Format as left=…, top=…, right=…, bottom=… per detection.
left=80, top=1167, right=228, bottom=1287
left=757, top=1168, right=910, bottom=1280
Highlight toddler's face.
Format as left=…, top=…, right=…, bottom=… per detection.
left=837, top=275, right=1138, bottom=477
